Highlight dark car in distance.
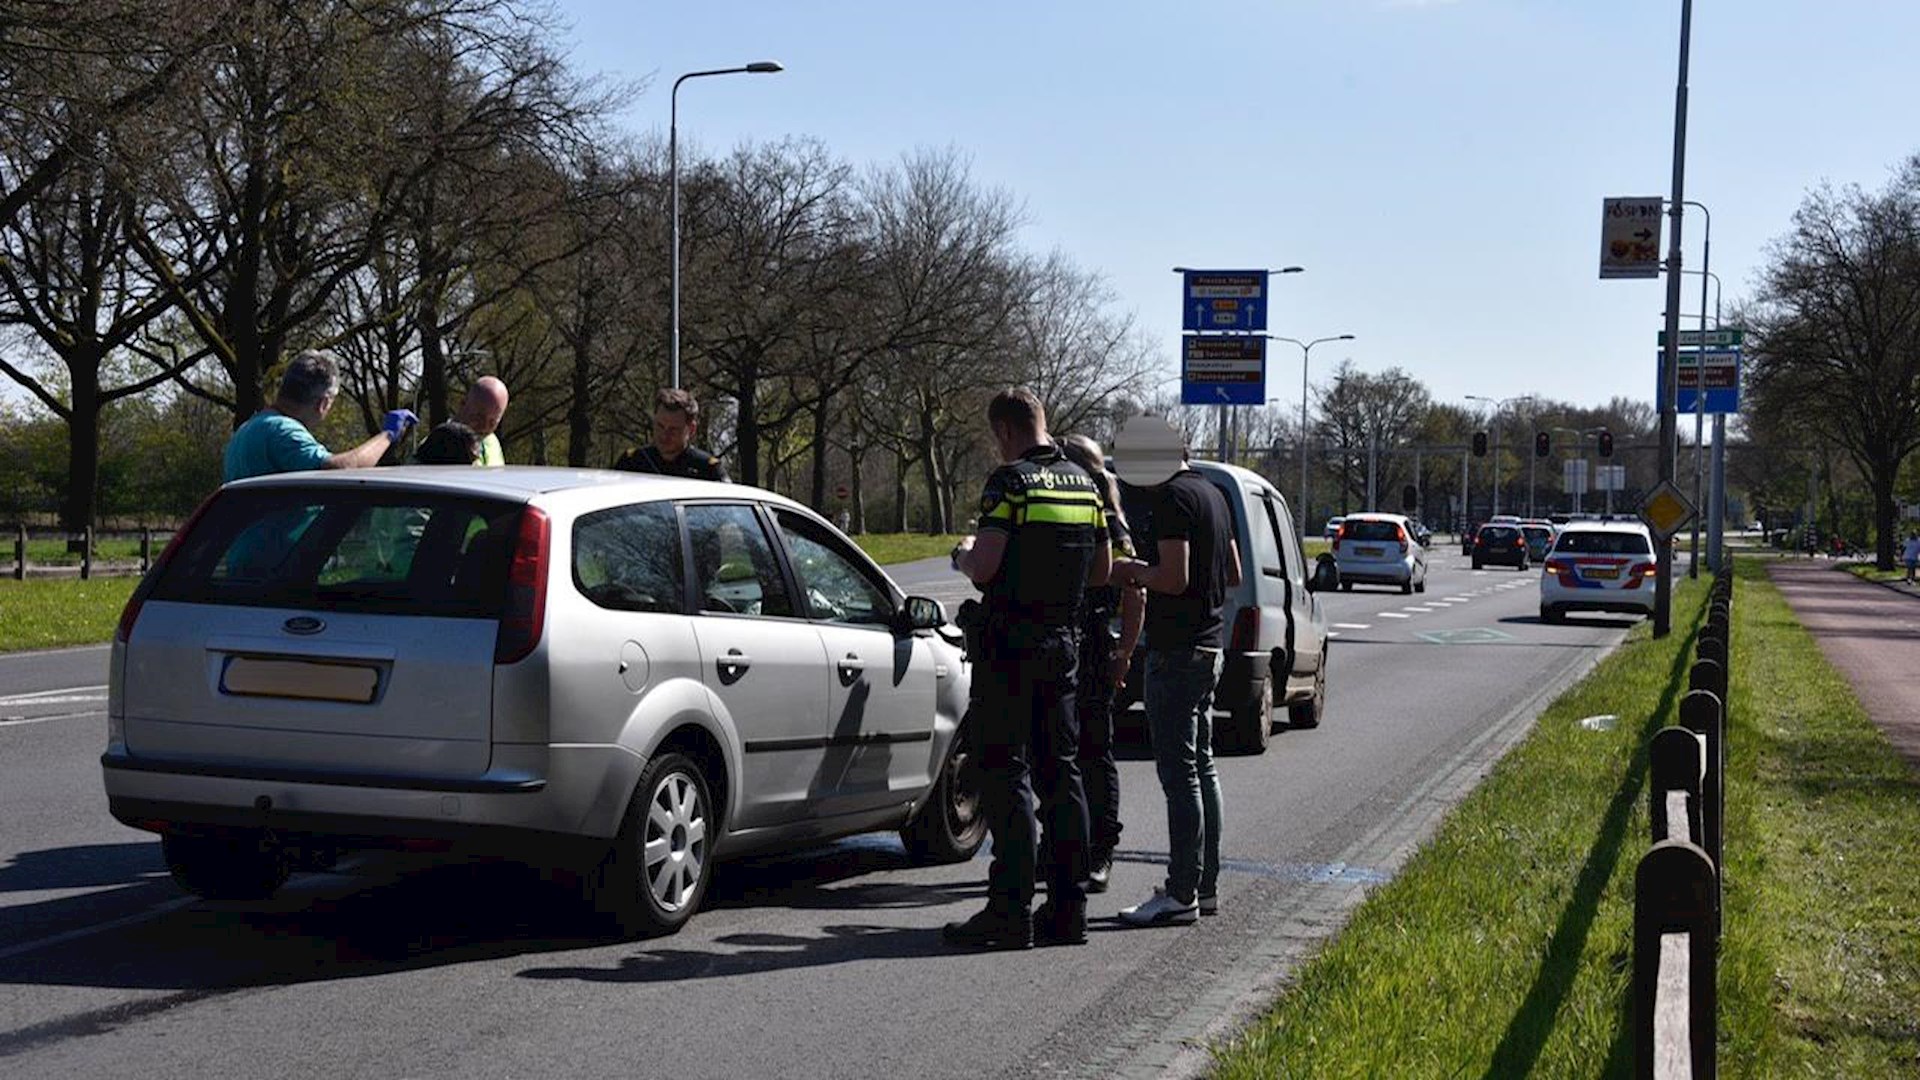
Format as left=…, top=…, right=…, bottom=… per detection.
left=1471, top=524, right=1531, bottom=570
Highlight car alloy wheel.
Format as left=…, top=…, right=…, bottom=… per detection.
left=643, top=767, right=708, bottom=913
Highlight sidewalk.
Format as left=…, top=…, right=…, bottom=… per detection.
left=1767, top=560, right=1920, bottom=770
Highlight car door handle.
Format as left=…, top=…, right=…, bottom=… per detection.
left=717, top=649, right=752, bottom=684
left=837, top=653, right=865, bottom=685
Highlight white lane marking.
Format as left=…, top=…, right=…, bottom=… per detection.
left=0, top=896, right=198, bottom=964
left=0, top=684, right=107, bottom=705
left=1379, top=612, right=1411, bottom=619
left=1332, top=623, right=1371, bottom=630
left=1447, top=596, right=1473, bottom=602
left=0, top=709, right=103, bottom=726
left=1328, top=631, right=1340, bottom=638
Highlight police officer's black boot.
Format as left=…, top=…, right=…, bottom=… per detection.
left=943, top=904, right=1033, bottom=950
left=1032, top=897, right=1088, bottom=947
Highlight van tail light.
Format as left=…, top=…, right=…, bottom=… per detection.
left=116, top=492, right=220, bottom=644
left=494, top=506, right=551, bottom=665
left=1229, top=606, right=1259, bottom=652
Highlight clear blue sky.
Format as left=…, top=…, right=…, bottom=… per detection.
left=558, top=0, right=1917, bottom=416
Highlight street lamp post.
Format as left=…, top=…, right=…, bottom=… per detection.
left=670, top=61, right=783, bottom=390
left=1684, top=199, right=1711, bottom=578
left=1466, top=394, right=1534, bottom=518
left=1276, top=333, right=1355, bottom=536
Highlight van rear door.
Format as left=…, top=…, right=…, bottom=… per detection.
left=123, top=485, right=526, bottom=782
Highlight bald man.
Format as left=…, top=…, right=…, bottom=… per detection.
left=454, top=376, right=510, bottom=466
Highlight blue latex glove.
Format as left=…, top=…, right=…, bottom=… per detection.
left=382, top=409, right=419, bottom=441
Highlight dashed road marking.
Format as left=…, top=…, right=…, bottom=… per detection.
left=1379, top=612, right=1411, bottom=619
left=1332, top=622, right=1371, bottom=630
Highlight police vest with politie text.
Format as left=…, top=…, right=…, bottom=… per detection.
left=976, top=445, right=1108, bottom=631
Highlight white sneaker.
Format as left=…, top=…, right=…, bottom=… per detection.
left=1119, top=886, right=1199, bottom=927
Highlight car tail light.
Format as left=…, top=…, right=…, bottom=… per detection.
left=116, top=492, right=220, bottom=644
left=494, top=506, right=551, bottom=665
left=1514, top=538, right=1526, bottom=549
left=1229, top=606, right=1259, bottom=651
left=1334, top=524, right=1348, bottom=543
left=1394, top=525, right=1408, bottom=554
left=1545, top=558, right=1568, bottom=575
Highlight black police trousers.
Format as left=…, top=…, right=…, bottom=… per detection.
left=1075, top=611, right=1123, bottom=859
left=974, top=626, right=1089, bottom=913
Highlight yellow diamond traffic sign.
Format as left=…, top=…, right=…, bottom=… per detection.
left=1639, top=480, right=1696, bottom=539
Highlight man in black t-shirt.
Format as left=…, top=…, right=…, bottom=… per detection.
left=613, top=387, right=730, bottom=481
left=1109, top=452, right=1241, bottom=927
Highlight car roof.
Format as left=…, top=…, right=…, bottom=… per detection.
left=1342, top=512, right=1408, bottom=523
left=1555, top=520, right=1652, bottom=534
left=220, top=465, right=801, bottom=511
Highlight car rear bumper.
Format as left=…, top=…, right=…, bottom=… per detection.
left=1544, top=598, right=1655, bottom=615
left=101, top=742, right=643, bottom=846
left=1338, top=564, right=1413, bottom=585
left=1211, top=650, right=1271, bottom=713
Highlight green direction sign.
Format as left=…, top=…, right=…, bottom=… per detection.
left=1657, top=328, right=1745, bottom=348
left=1416, top=627, right=1516, bottom=646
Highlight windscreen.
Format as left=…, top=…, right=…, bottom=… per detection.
left=1552, top=530, right=1652, bottom=555
left=1523, top=526, right=1553, bottom=542
left=1345, top=520, right=1402, bottom=542
left=150, top=487, right=526, bottom=617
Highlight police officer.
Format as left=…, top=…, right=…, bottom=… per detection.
left=943, top=388, right=1110, bottom=949
left=1059, top=433, right=1145, bottom=893
left=613, top=387, right=730, bottom=481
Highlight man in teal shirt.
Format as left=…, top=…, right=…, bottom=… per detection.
left=224, top=350, right=416, bottom=482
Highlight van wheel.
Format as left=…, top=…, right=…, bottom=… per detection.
left=596, top=752, right=714, bottom=938
left=1289, top=656, right=1326, bottom=729
left=902, top=719, right=987, bottom=863
left=1220, top=674, right=1272, bottom=755
left=161, top=832, right=289, bottom=901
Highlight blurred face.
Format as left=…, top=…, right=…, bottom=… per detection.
left=653, top=408, right=695, bottom=459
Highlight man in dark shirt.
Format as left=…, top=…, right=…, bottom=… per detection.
left=944, top=388, right=1110, bottom=949
left=1110, top=447, right=1241, bottom=927
left=613, top=387, right=730, bottom=481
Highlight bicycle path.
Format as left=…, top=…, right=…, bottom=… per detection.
left=1767, top=560, right=1920, bottom=769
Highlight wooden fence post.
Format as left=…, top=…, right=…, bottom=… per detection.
left=81, top=526, right=93, bottom=580
left=1679, top=688, right=1726, bottom=933
left=12, top=524, right=23, bottom=581
left=1635, top=840, right=1718, bottom=1080
left=141, top=529, right=153, bottom=573
left=1649, top=726, right=1706, bottom=848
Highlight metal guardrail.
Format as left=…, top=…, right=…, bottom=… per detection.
left=1634, top=562, right=1734, bottom=1079
left=10, top=524, right=160, bottom=581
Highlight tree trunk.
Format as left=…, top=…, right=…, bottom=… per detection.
left=567, top=333, right=592, bottom=467
left=850, top=445, right=867, bottom=534
left=1871, top=464, right=1898, bottom=571
left=60, top=352, right=102, bottom=531
left=808, top=393, right=831, bottom=511
left=892, top=450, right=910, bottom=534
left=736, top=370, right=760, bottom=488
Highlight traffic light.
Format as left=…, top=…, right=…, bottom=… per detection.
left=1597, top=429, right=1615, bottom=457
left=1534, top=431, right=1550, bottom=457
left=1472, top=430, right=1488, bottom=457
left=1401, top=484, right=1418, bottom=513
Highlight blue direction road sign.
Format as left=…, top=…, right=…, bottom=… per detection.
left=1660, top=348, right=1741, bottom=414
left=1181, top=336, right=1267, bottom=405
left=1182, top=270, right=1270, bottom=332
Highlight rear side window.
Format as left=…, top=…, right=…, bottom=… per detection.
left=1553, top=530, right=1651, bottom=555
left=1479, top=526, right=1520, bottom=542
left=1346, top=520, right=1402, bottom=542
left=574, top=503, right=685, bottom=613
left=150, top=488, right=523, bottom=617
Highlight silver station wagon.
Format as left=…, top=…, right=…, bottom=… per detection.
left=103, top=468, right=982, bottom=935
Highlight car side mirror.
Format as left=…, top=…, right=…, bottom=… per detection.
left=898, top=595, right=946, bottom=632
left=1308, top=553, right=1340, bottom=593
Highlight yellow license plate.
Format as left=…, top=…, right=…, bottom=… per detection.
left=1357, top=546, right=1383, bottom=557
left=1587, top=567, right=1620, bottom=580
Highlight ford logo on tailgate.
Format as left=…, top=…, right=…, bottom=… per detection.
left=283, top=616, right=326, bottom=636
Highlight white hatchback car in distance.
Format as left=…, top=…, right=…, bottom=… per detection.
left=1332, top=512, right=1428, bottom=594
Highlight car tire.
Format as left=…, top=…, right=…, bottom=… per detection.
left=1340, top=580, right=1353, bottom=592
left=1288, top=654, right=1326, bottom=729
left=1400, top=579, right=1414, bottom=595
left=1541, top=604, right=1564, bottom=624
left=596, top=751, right=715, bottom=938
left=902, top=720, right=988, bottom=863
left=1220, top=673, right=1273, bottom=755
left=161, top=831, right=289, bottom=901
left=1414, top=577, right=1426, bottom=594
left=1472, top=557, right=1483, bottom=570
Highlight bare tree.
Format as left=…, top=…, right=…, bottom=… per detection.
left=1748, top=156, right=1920, bottom=568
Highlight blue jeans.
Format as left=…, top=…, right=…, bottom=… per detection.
left=1144, top=647, right=1224, bottom=902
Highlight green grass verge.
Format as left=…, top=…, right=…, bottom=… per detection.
left=853, top=533, right=967, bottom=566
left=1211, top=559, right=1920, bottom=1078
left=0, top=577, right=138, bottom=653
left=1841, top=561, right=1906, bottom=586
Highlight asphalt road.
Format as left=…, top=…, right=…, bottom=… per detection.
left=0, top=549, right=1640, bottom=1079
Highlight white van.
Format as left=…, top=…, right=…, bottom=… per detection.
left=1117, top=462, right=1333, bottom=754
